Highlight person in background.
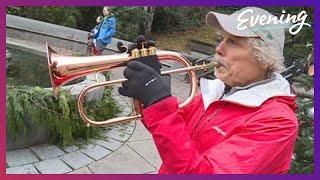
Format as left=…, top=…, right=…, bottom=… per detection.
left=87, top=16, right=103, bottom=55
left=89, top=16, right=103, bottom=47
left=94, top=6, right=117, bottom=54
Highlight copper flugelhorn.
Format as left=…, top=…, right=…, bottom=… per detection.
left=46, top=43, right=220, bottom=127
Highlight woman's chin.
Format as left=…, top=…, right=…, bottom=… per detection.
left=215, top=69, right=228, bottom=79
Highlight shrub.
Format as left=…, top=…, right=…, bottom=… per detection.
left=7, top=86, right=120, bottom=147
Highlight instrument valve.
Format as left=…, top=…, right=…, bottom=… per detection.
left=148, top=46, right=156, bottom=56
left=140, top=43, right=149, bottom=57
left=131, top=48, right=141, bottom=58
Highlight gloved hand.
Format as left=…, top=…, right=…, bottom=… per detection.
left=118, top=59, right=171, bottom=108
left=118, top=35, right=171, bottom=107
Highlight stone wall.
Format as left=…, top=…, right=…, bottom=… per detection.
left=6, top=14, right=132, bottom=54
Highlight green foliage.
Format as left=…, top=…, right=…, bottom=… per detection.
left=290, top=75, right=314, bottom=173
left=7, top=86, right=120, bottom=147
left=290, top=98, right=314, bottom=173
left=152, top=7, right=209, bottom=33
left=283, top=8, right=313, bottom=61
left=7, top=7, right=79, bottom=28
left=112, top=7, right=150, bottom=41
left=283, top=7, right=314, bottom=174
left=6, top=6, right=210, bottom=41
left=73, top=7, right=102, bottom=31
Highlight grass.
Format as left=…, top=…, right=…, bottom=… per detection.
left=151, top=25, right=216, bottom=53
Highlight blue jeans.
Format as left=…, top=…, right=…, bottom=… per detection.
left=95, top=40, right=107, bottom=52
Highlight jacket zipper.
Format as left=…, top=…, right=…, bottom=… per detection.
left=191, top=111, right=205, bottom=140
left=191, top=103, right=226, bottom=141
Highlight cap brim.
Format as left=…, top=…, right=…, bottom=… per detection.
left=206, top=12, right=259, bottom=38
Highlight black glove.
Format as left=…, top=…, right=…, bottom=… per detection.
left=118, top=60, right=171, bottom=108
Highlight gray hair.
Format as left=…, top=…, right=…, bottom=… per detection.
left=248, top=38, right=285, bottom=73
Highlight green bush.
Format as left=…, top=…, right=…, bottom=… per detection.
left=112, top=7, right=150, bottom=41
left=152, top=7, right=209, bottom=33
left=290, top=75, right=314, bottom=173
left=7, top=7, right=79, bottom=28
left=7, top=86, right=120, bottom=147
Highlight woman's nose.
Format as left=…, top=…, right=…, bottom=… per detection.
left=215, top=42, right=225, bottom=57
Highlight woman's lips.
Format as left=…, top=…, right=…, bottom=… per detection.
left=218, top=62, right=227, bottom=68
left=213, top=55, right=228, bottom=69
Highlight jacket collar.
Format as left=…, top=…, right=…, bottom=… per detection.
left=200, top=73, right=295, bottom=110
left=104, top=13, right=115, bottom=20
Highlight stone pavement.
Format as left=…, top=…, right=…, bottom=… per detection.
left=6, top=64, right=191, bottom=174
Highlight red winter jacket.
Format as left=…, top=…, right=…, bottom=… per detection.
left=142, top=73, right=298, bottom=174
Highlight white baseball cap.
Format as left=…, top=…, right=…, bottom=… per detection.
left=206, top=7, right=286, bottom=55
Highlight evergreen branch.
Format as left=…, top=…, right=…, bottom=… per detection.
left=28, top=97, right=61, bottom=115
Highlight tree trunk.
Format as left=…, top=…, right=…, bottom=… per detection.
left=144, top=7, right=155, bottom=37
